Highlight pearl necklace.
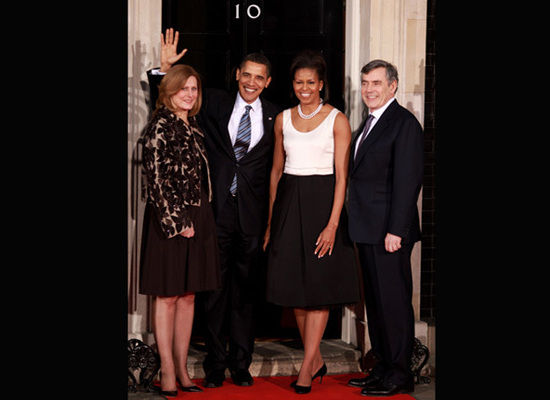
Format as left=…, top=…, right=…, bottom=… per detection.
left=297, top=102, right=323, bottom=119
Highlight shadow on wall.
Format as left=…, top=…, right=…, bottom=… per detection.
left=406, top=58, right=425, bottom=123
left=128, top=39, right=157, bottom=315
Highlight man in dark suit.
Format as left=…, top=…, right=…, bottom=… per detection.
left=147, top=29, right=281, bottom=388
left=346, top=60, right=423, bottom=396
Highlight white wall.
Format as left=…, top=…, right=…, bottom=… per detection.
left=127, top=0, right=162, bottom=339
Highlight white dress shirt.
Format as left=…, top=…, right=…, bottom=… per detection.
left=354, top=97, right=396, bottom=158
left=228, top=93, right=264, bottom=150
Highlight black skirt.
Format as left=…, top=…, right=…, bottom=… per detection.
left=139, top=189, right=221, bottom=297
left=266, top=174, right=361, bottom=308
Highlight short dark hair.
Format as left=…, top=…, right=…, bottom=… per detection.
left=240, top=52, right=272, bottom=77
left=361, top=59, right=399, bottom=92
left=289, top=50, right=329, bottom=102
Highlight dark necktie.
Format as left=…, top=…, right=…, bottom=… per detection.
left=230, top=105, right=252, bottom=195
left=354, top=114, right=375, bottom=159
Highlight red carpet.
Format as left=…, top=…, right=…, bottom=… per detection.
left=153, top=373, right=415, bottom=399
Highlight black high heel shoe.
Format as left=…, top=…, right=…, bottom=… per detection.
left=157, top=371, right=178, bottom=397
left=290, top=363, right=327, bottom=388
left=159, top=389, right=178, bottom=397
left=154, top=386, right=178, bottom=398
left=312, top=363, right=327, bottom=383
left=177, top=377, right=203, bottom=392
left=294, top=383, right=312, bottom=394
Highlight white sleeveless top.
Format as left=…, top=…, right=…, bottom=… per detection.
left=282, top=107, right=340, bottom=176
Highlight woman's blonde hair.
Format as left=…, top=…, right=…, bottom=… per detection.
left=156, top=64, right=202, bottom=117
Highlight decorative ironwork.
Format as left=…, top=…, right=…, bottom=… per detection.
left=409, top=337, right=431, bottom=384
left=128, top=338, right=160, bottom=393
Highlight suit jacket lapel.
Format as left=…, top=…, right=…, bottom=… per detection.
left=242, top=97, right=275, bottom=158
left=217, top=103, right=236, bottom=159
left=351, top=117, right=366, bottom=147
left=352, top=100, right=399, bottom=171
left=350, top=118, right=367, bottom=171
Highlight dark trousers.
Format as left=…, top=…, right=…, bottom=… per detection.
left=201, top=194, right=260, bottom=375
left=356, top=242, right=415, bottom=385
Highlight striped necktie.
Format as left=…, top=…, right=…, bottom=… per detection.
left=230, top=105, right=252, bottom=195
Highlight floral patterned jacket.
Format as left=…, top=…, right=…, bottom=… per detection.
left=142, top=106, right=212, bottom=239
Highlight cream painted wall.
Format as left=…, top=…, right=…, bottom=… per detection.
left=127, top=0, right=162, bottom=339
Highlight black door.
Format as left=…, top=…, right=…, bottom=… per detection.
left=162, top=0, right=345, bottom=339
left=162, top=0, right=345, bottom=110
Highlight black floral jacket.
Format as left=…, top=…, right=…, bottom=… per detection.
left=142, top=106, right=212, bottom=239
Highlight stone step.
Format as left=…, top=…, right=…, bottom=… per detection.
left=185, top=339, right=362, bottom=379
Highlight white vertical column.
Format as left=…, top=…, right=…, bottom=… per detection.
left=345, top=0, right=370, bottom=131
left=127, top=0, right=162, bottom=341
left=342, top=0, right=370, bottom=346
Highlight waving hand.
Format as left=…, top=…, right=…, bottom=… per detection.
left=160, top=28, right=188, bottom=72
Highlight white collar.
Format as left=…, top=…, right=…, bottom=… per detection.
left=235, top=92, right=262, bottom=113
left=369, top=97, right=395, bottom=119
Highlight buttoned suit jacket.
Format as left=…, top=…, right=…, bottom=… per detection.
left=347, top=99, right=424, bottom=244
left=147, top=71, right=281, bottom=236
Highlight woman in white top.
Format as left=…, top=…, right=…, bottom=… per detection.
left=263, top=51, right=360, bottom=394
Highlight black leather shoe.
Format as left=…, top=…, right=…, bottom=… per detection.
left=291, top=363, right=327, bottom=387
left=177, top=377, right=203, bottom=392
left=159, top=389, right=178, bottom=398
left=181, top=385, right=203, bottom=392
left=348, top=374, right=382, bottom=388
left=361, top=380, right=414, bottom=396
left=204, top=370, right=225, bottom=388
left=154, top=386, right=178, bottom=398
left=312, top=363, right=327, bottom=383
left=294, top=384, right=312, bottom=394
left=231, top=369, right=254, bottom=386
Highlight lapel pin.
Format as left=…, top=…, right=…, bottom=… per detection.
left=268, top=117, right=272, bottom=120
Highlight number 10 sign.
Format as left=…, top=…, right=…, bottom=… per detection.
left=235, top=3, right=261, bottom=19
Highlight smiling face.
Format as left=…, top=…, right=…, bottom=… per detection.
left=360, top=67, right=397, bottom=112
left=235, top=61, right=272, bottom=104
left=293, top=68, right=323, bottom=106
left=170, top=75, right=199, bottom=113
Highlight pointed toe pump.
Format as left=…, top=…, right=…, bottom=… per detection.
left=294, top=383, right=312, bottom=394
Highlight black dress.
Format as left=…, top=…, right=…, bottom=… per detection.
left=139, top=186, right=221, bottom=296
left=265, top=108, right=360, bottom=308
